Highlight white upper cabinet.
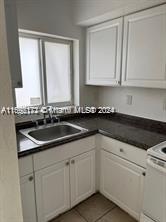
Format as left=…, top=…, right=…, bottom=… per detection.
left=86, top=18, right=123, bottom=86
left=122, top=4, right=166, bottom=88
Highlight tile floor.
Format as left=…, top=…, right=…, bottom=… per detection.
left=51, top=193, right=137, bottom=222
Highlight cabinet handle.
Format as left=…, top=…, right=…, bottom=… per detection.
left=119, top=148, right=124, bottom=153
left=142, top=172, right=146, bottom=176
left=65, top=161, right=69, bottom=166
left=71, top=160, right=75, bottom=164
left=28, top=176, right=33, bottom=181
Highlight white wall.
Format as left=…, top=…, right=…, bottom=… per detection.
left=16, top=0, right=98, bottom=107
left=0, top=0, right=23, bottom=221
left=98, top=87, right=166, bottom=122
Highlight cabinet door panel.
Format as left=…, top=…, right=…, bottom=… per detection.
left=86, top=18, right=123, bottom=86
left=35, top=161, right=70, bottom=222
left=20, top=174, right=37, bottom=222
left=122, top=4, right=166, bottom=88
left=100, top=150, right=144, bottom=220
left=70, top=150, right=95, bottom=207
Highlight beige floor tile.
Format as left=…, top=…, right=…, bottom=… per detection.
left=97, top=207, right=137, bottom=222
left=75, top=193, right=116, bottom=222
left=50, top=209, right=87, bottom=222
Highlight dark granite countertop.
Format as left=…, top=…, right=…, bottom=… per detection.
left=17, top=114, right=166, bottom=157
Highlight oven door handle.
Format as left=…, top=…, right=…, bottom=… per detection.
left=147, top=157, right=166, bottom=173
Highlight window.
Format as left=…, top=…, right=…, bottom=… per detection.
left=15, top=33, right=73, bottom=107
left=44, top=41, right=71, bottom=104
left=15, top=37, right=42, bottom=107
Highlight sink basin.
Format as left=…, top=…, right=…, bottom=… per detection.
left=29, top=125, right=81, bottom=141
left=20, top=122, right=88, bottom=145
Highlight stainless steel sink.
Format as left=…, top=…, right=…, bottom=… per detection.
left=20, top=122, right=88, bottom=145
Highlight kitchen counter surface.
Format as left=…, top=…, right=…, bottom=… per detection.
left=17, top=115, right=166, bottom=157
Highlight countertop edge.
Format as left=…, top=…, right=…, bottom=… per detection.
left=18, top=130, right=98, bottom=158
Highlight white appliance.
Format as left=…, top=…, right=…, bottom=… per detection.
left=141, top=141, right=166, bottom=222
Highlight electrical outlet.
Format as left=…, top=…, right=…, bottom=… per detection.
left=126, top=95, right=133, bottom=105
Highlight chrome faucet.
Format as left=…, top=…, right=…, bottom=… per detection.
left=43, top=112, right=60, bottom=125
left=50, top=114, right=61, bottom=123
left=48, top=112, right=54, bottom=124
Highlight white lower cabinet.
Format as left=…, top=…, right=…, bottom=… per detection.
left=35, top=160, right=70, bottom=222
left=70, top=150, right=96, bottom=207
left=20, top=174, right=37, bottom=222
left=19, top=135, right=147, bottom=222
left=100, top=150, right=145, bottom=221
left=35, top=150, right=95, bottom=222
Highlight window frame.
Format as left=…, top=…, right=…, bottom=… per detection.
left=17, top=31, right=74, bottom=107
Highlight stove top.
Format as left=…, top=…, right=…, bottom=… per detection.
left=148, top=141, right=166, bottom=161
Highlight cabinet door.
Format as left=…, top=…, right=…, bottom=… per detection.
left=100, top=150, right=145, bottom=220
left=122, top=4, right=166, bottom=88
left=70, top=150, right=96, bottom=207
left=35, top=160, right=70, bottom=222
left=20, top=174, right=37, bottom=222
left=86, top=18, right=123, bottom=86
